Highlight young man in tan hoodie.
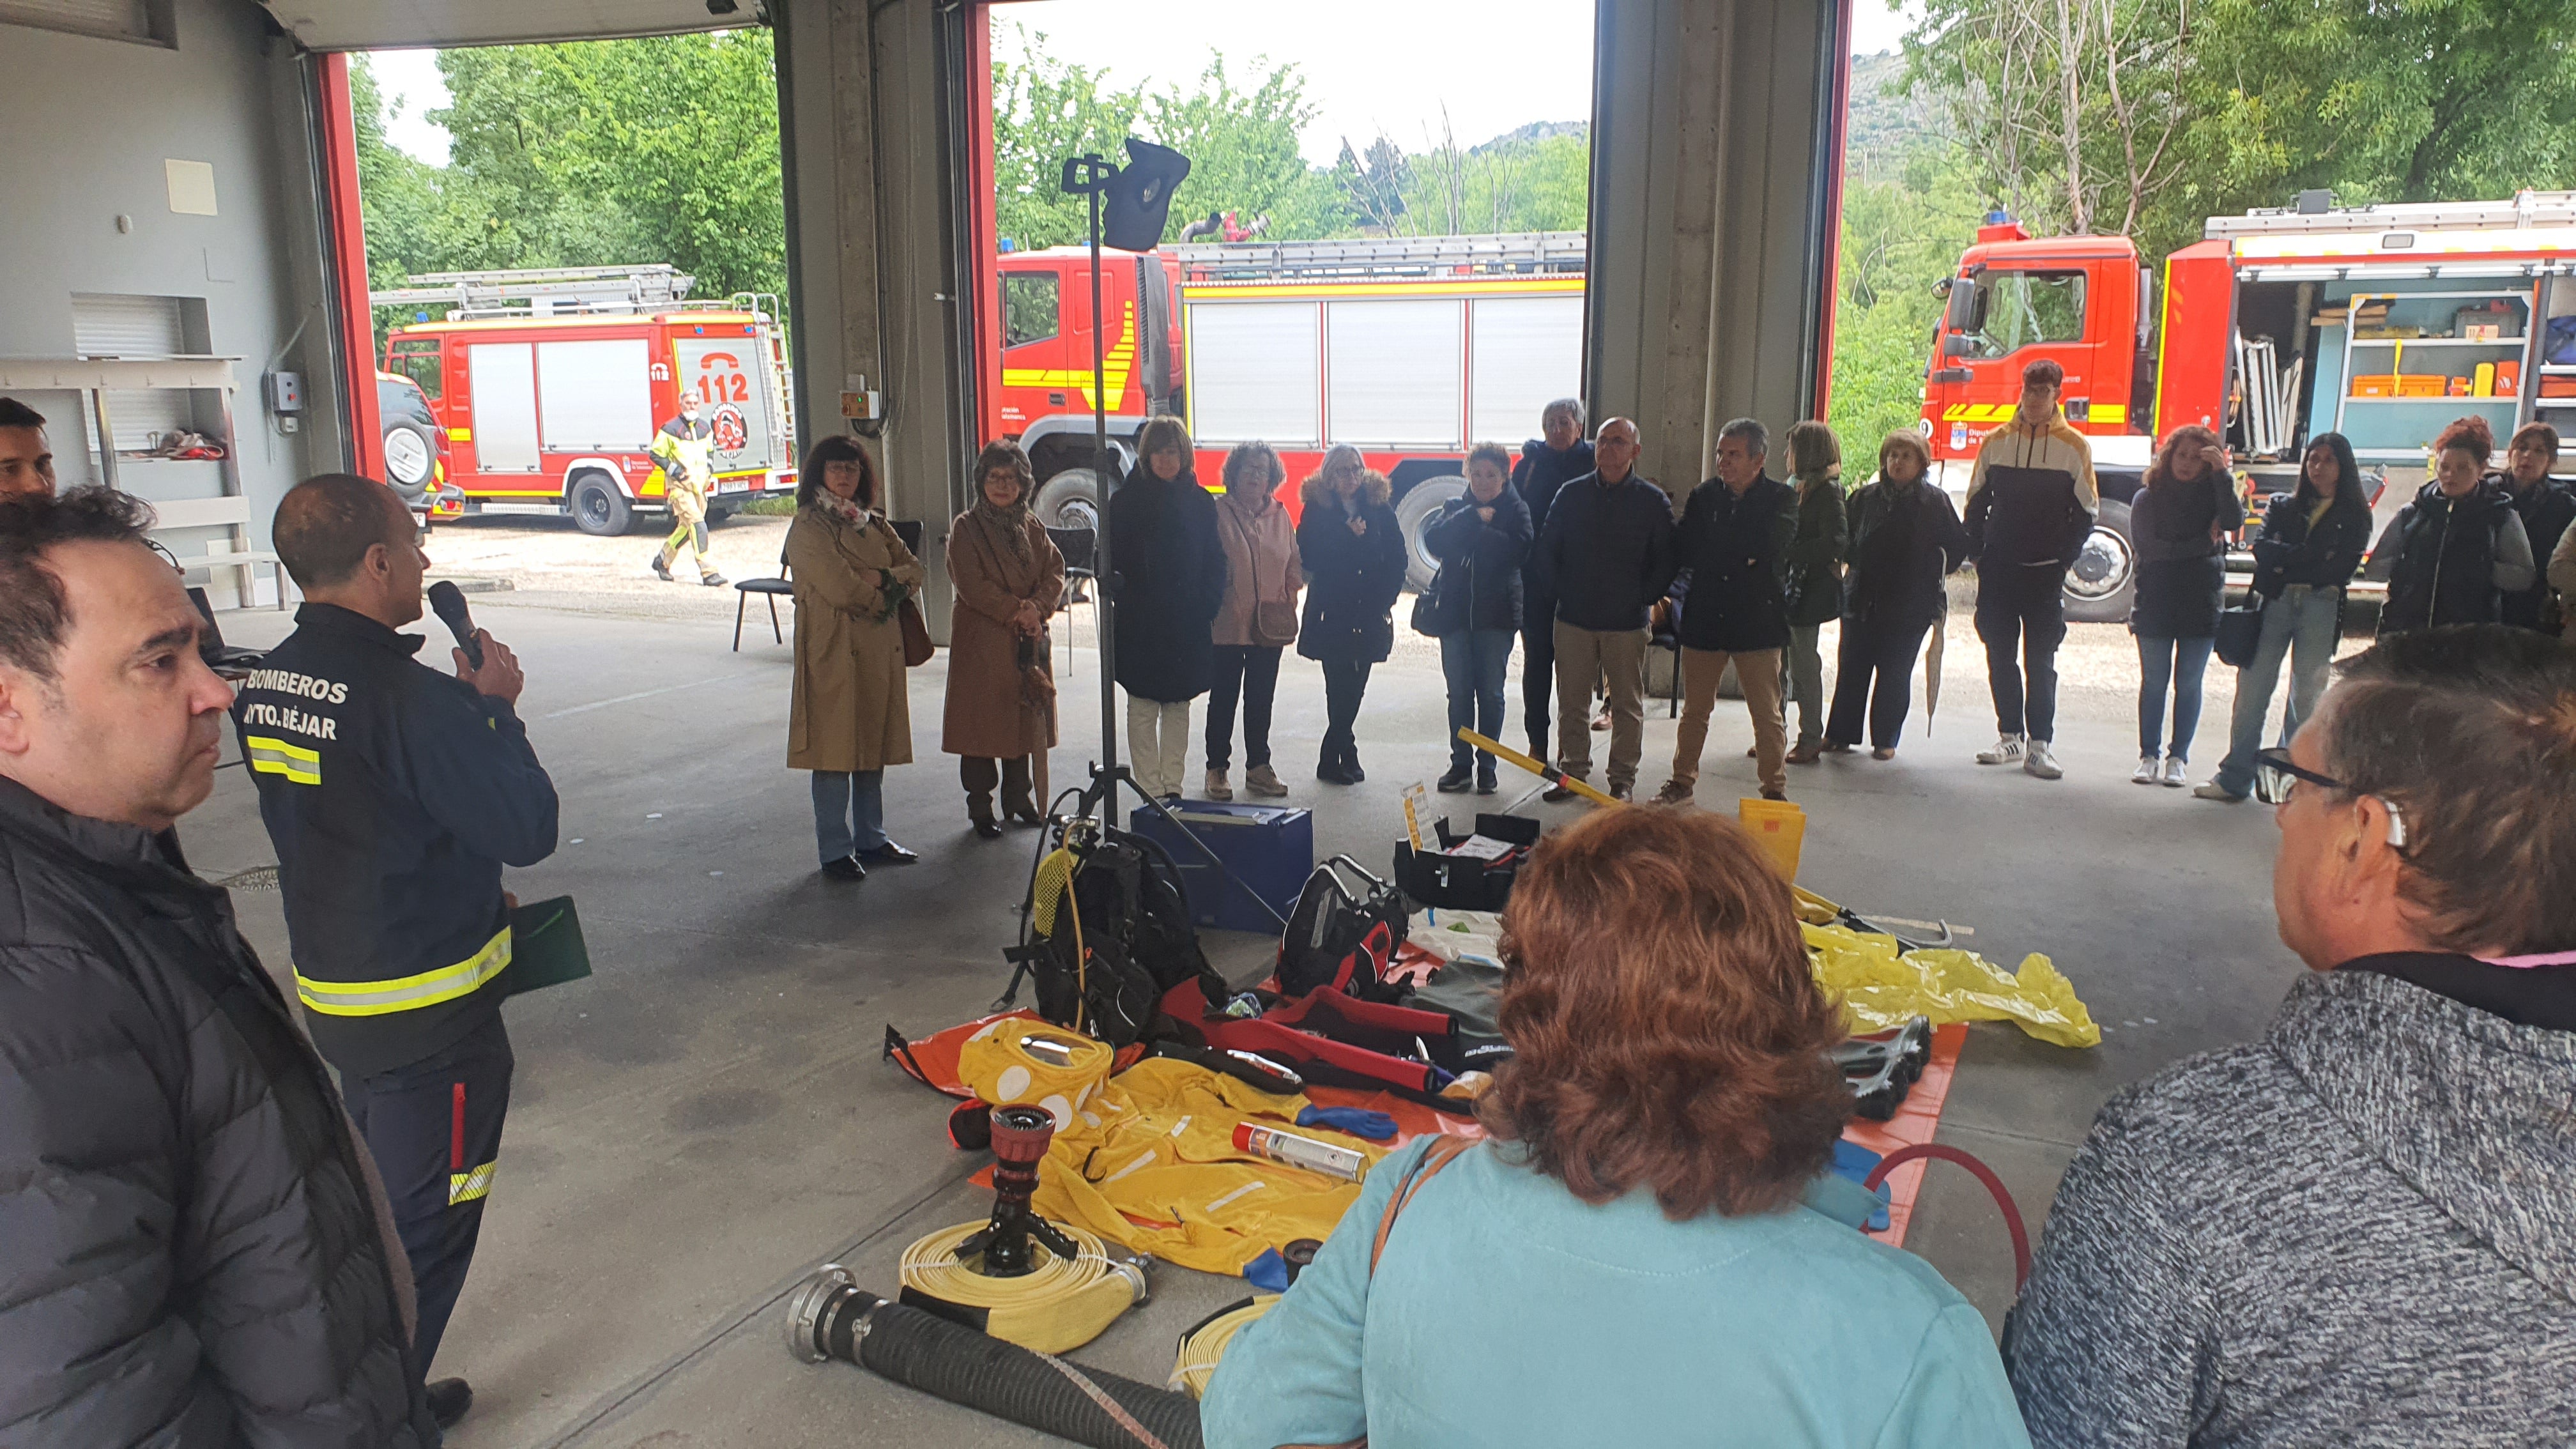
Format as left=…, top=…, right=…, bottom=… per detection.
left=1963, top=358, right=2098, bottom=781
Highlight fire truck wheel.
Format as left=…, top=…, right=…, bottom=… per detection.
left=706, top=505, right=737, bottom=526
left=1032, top=468, right=1103, bottom=533
left=2061, top=497, right=2136, bottom=624
left=1393, top=475, right=1469, bottom=592
left=569, top=471, right=635, bottom=537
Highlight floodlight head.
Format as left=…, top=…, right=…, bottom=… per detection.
left=1101, top=139, right=1193, bottom=252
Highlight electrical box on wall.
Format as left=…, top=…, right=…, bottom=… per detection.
left=265, top=371, right=303, bottom=414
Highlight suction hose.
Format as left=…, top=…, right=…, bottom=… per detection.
left=786, top=1264, right=1205, bottom=1449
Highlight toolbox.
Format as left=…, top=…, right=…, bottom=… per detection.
left=1393, top=811, right=1544, bottom=910
left=1127, top=801, right=1313, bottom=934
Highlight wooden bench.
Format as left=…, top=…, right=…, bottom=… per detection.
left=149, top=494, right=287, bottom=611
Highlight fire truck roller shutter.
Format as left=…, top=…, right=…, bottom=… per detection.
left=537, top=340, right=654, bottom=452
left=1468, top=295, right=1584, bottom=443
left=1327, top=298, right=1464, bottom=450
left=1188, top=301, right=1321, bottom=446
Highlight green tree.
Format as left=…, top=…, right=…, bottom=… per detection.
left=990, top=31, right=1144, bottom=250
left=1828, top=149, right=1986, bottom=453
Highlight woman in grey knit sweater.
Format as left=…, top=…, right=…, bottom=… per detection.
left=2004, top=623, right=2576, bottom=1447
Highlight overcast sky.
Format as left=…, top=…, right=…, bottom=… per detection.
left=367, top=0, right=1922, bottom=167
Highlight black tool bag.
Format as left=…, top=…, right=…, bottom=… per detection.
left=1012, top=827, right=1227, bottom=1048
left=1276, top=856, right=1411, bottom=1003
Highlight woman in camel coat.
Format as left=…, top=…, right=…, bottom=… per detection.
left=943, top=440, right=1064, bottom=837
left=788, top=434, right=925, bottom=880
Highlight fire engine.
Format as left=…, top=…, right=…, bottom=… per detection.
left=374, top=265, right=798, bottom=535
left=995, top=233, right=1588, bottom=587
left=1924, top=192, right=2576, bottom=618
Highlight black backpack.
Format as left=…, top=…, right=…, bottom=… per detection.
left=1004, top=826, right=1227, bottom=1048
left=1276, top=857, right=1411, bottom=1003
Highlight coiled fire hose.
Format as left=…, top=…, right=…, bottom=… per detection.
left=1169, top=1295, right=1278, bottom=1399
left=896, top=1103, right=1148, bottom=1355
left=786, top=1266, right=1204, bottom=1449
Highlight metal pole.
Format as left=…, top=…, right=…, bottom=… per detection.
left=1089, top=166, right=1119, bottom=782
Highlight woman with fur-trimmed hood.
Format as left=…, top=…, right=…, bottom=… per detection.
left=1296, top=445, right=1406, bottom=783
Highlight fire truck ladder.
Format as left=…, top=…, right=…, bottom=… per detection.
left=2209, top=190, right=2576, bottom=239
left=367, top=264, right=699, bottom=319
left=1166, top=231, right=1587, bottom=282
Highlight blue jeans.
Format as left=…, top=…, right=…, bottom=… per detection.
left=810, top=769, right=887, bottom=862
left=1440, top=629, right=1515, bottom=774
left=2215, top=585, right=2343, bottom=795
left=2135, top=634, right=2216, bottom=761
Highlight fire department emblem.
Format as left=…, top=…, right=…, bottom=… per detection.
left=711, top=404, right=749, bottom=454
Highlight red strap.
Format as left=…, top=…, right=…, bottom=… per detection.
left=450, top=1082, right=466, bottom=1172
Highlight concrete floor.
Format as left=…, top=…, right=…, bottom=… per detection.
left=187, top=553, right=2316, bottom=1448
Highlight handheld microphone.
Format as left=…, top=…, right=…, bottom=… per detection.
left=427, top=580, right=484, bottom=669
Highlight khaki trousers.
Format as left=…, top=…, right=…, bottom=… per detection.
left=658, top=479, right=716, bottom=578
left=1673, top=647, right=1787, bottom=795
left=1553, top=620, right=1650, bottom=790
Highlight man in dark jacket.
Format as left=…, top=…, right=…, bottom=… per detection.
left=1510, top=399, right=1594, bottom=760
left=1656, top=418, right=1796, bottom=803
left=0, top=487, right=436, bottom=1448
left=2007, top=624, right=2576, bottom=1446
left=240, top=473, right=561, bottom=1432
left=1533, top=417, right=1677, bottom=801
left=2499, top=422, right=2575, bottom=632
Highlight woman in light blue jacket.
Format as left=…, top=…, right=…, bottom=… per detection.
left=1202, top=806, right=2028, bottom=1449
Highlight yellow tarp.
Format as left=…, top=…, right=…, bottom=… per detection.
left=1804, top=921, right=2102, bottom=1049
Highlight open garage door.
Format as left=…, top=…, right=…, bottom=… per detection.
left=257, top=1, right=749, bottom=50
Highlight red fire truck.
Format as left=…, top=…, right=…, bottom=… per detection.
left=1923, top=192, right=2576, bottom=618
left=375, top=266, right=798, bottom=535
left=995, top=233, right=1588, bottom=586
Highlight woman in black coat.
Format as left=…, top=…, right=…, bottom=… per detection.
left=1420, top=442, right=1533, bottom=793
left=1296, top=445, right=1407, bottom=783
left=1109, top=416, right=1225, bottom=800
left=1825, top=431, right=1966, bottom=758
left=2127, top=424, right=2243, bottom=787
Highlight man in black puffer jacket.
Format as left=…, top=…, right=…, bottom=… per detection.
left=0, top=489, right=434, bottom=1448
left=1510, top=399, right=1594, bottom=761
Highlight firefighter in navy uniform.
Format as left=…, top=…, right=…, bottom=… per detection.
left=236, top=473, right=560, bottom=1435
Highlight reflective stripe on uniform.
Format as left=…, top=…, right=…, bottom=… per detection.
left=295, top=926, right=512, bottom=1016
left=244, top=734, right=322, bottom=785
left=449, top=1159, right=498, bottom=1206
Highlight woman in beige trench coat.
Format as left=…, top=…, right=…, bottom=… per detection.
left=943, top=440, right=1064, bottom=838
left=788, top=434, right=925, bottom=880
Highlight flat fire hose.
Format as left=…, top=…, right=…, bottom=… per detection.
left=898, top=1221, right=1147, bottom=1356
left=1456, top=729, right=1620, bottom=808
left=1169, top=1294, right=1278, bottom=1399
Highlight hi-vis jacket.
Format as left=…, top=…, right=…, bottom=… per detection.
left=650, top=413, right=716, bottom=491
left=233, top=603, right=559, bottom=1078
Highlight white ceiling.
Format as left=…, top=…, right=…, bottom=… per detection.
left=257, top=0, right=754, bottom=51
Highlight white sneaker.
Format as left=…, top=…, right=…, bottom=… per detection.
left=2024, top=740, right=2064, bottom=779
left=1977, top=734, right=2027, bottom=766
left=2160, top=755, right=2189, bottom=788
left=2192, top=780, right=2246, bottom=802
left=2132, top=756, right=2162, bottom=785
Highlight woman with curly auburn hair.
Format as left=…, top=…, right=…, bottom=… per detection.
left=1202, top=808, right=2030, bottom=1449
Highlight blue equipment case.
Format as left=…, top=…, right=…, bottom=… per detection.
left=1126, top=801, right=1314, bottom=935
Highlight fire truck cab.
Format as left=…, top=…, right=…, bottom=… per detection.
left=376, top=266, right=797, bottom=535
left=995, top=233, right=1588, bottom=588
left=1926, top=193, right=2576, bottom=620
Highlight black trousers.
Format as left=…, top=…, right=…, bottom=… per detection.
left=960, top=755, right=1035, bottom=823
left=1205, top=644, right=1282, bottom=770
left=1827, top=614, right=1935, bottom=749
left=1975, top=565, right=2067, bottom=742
left=343, top=1014, right=512, bottom=1386
left=1521, top=596, right=1556, bottom=758
left=1320, top=657, right=1373, bottom=759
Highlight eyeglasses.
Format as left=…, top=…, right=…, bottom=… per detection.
left=2257, top=747, right=2411, bottom=850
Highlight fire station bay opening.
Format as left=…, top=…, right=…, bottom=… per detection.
left=1, top=0, right=1850, bottom=625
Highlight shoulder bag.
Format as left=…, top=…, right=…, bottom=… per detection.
left=1271, top=1135, right=1476, bottom=1449
left=2215, top=590, right=2265, bottom=669
left=879, top=517, right=936, bottom=666
left=1227, top=505, right=1300, bottom=647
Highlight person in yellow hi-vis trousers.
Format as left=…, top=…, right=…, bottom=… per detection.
left=649, top=393, right=728, bottom=586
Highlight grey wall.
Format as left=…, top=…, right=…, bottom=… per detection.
left=1588, top=0, right=1846, bottom=495
left=0, top=0, right=342, bottom=605
left=775, top=0, right=973, bottom=640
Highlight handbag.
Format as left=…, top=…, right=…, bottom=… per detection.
left=1225, top=505, right=1300, bottom=647
left=2215, top=592, right=2265, bottom=669
left=899, top=599, right=935, bottom=666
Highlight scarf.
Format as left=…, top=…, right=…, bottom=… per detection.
left=972, top=491, right=1035, bottom=562
left=810, top=491, right=907, bottom=622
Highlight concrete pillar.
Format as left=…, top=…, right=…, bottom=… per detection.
left=775, top=0, right=975, bottom=636
left=1588, top=0, right=1850, bottom=494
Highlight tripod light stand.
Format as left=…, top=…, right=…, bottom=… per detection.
left=1055, top=139, right=1287, bottom=933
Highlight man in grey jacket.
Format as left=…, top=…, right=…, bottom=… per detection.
left=2005, top=623, right=2576, bottom=1447
left=0, top=488, right=435, bottom=1446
